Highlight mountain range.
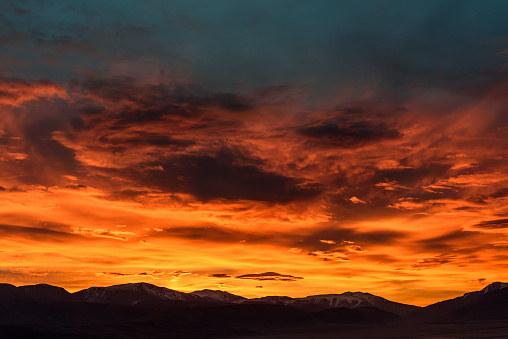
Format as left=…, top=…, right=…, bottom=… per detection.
left=0, top=282, right=508, bottom=338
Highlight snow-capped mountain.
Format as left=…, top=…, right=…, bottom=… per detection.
left=242, top=291, right=418, bottom=316
left=480, top=281, right=508, bottom=294
left=191, top=289, right=246, bottom=303
left=74, top=282, right=201, bottom=305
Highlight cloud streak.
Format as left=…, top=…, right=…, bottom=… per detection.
left=236, top=272, right=303, bottom=282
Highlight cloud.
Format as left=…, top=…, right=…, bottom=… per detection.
left=151, top=223, right=407, bottom=252
left=307, top=250, right=349, bottom=262
left=490, top=188, right=508, bottom=199
left=206, top=273, right=232, bottom=278
left=471, top=219, right=508, bottom=230
left=45, top=77, right=325, bottom=203
left=96, top=131, right=195, bottom=151
left=307, top=239, right=363, bottom=262
left=373, top=163, right=453, bottom=189
left=423, top=173, right=508, bottom=193
left=410, top=254, right=455, bottom=270
left=298, top=119, right=402, bottom=148
left=156, top=225, right=271, bottom=244
left=71, top=227, right=139, bottom=241
left=96, top=270, right=190, bottom=279
left=0, top=77, right=68, bottom=107
left=300, top=226, right=407, bottom=248
left=349, top=196, right=366, bottom=204
left=375, top=180, right=411, bottom=191
left=235, top=272, right=303, bottom=282
left=413, top=230, right=478, bottom=252
left=126, top=147, right=322, bottom=203
left=0, top=223, right=79, bottom=243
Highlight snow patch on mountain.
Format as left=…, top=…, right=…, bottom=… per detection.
left=107, top=283, right=189, bottom=300
left=75, top=282, right=196, bottom=303
left=481, top=282, right=508, bottom=294
left=191, top=289, right=245, bottom=303
left=240, top=291, right=417, bottom=316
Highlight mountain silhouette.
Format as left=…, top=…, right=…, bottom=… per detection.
left=407, top=282, right=508, bottom=322
left=0, top=281, right=506, bottom=338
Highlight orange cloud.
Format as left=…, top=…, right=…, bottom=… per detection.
left=0, top=78, right=68, bottom=107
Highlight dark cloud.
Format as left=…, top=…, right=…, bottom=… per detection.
left=301, top=226, right=407, bottom=248
left=465, top=194, right=488, bottom=204
left=414, top=230, right=477, bottom=252
left=235, top=272, right=303, bottom=282
left=490, top=188, right=508, bottom=199
left=307, top=250, right=349, bottom=262
left=208, top=93, right=253, bottom=112
left=20, top=136, right=79, bottom=183
left=96, top=132, right=195, bottom=151
left=0, top=78, right=81, bottom=187
left=150, top=223, right=410, bottom=268
left=373, top=163, right=452, bottom=188
left=80, top=78, right=253, bottom=120
left=320, top=160, right=463, bottom=224
left=472, top=219, right=508, bottom=230
left=298, top=120, right=401, bottom=148
left=0, top=223, right=78, bottom=242
left=99, top=272, right=131, bottom=277
left=358, top=253, right=400, bottom=264
left=157, top=225, right=273, bottom=244
left=99, top=189, right=151, bottom=202
left=128, top=147, right=322, bottom=203
left=64, top=184, right=87, bottom=190
left=153, top=223, right=407, bottom=252
left=0, top=77, right=66, bottom=106
left=453, top=206, right=482, bottom=212
left=44, top=78, right=327, bottom=205
left=77, top=79, right=203, bottom=127
left=206, top=273, right=232, bottom=278
left=410, top=254, right=455, bottom=270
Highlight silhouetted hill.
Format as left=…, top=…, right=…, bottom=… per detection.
left=406, top=282, right=508, bottom=322
left=0, top=283, right=71, bottom=302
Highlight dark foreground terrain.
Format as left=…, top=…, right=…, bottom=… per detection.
left=1, top=315, right=508, bottom=339
left=251, top=322, right=508, bottom=339
left=0, top=300, right=507, bottom=339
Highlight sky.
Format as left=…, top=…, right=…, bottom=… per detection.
left=0, top=0, right=507, bottom=306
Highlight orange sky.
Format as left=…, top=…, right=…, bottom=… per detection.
left=0, top=76, right=507, bottom=306
left=1, top=1, right=508, bottom=307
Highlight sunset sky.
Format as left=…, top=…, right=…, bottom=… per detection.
left=0, top=0, right=507, bottom=306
